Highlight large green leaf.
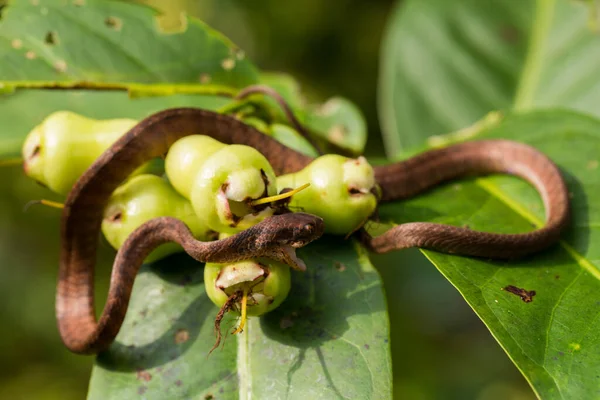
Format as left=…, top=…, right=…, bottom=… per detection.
left=372, top=109, right=600, bottom=399
left=88, top=238, right=391, bottom=399
left=379, top=0, right=600, bottom=157
left=0, top=0, right=259, bottom=91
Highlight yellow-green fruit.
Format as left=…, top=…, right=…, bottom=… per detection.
left=22, top=111, right=160, bottom=195
left=204, top=258, right=291, bottom=316
left=165, top=135, right=226, bottom=199
left=102, top=174, right=215, bottom=263
left=190, top=145, right=278, bottom=234
left=277, top=155, right=378, bottom=234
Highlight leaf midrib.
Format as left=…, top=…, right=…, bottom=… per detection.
left=513, top=0, right=556, bottom=110
left=475, top=178, right=600, bottom=280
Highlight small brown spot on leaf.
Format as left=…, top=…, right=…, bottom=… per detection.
left=334, top=262, right=346, bottom=272
left=175, top=380, right=182, bottom=387
left=25, top=51, right=37, bottom=60
left=500, top=24, right=519, bottom=44
left=174, top=328, right=190, bottom=344
left=555, top=275, right=560, bottom=280
left=199, top=73, right=211, bottom=84
left=328, top=124, right=347, bottom=143
left=54, top=60, right=67, bottom=73
left=364, top=344, right=370, bottom=350
left=44, top=31, right=58, bottom=45
left=11, top=39, right=22, bottom=49
left=136, top=370, right=152, bottom=382
left=73, top=0, right=85, bottom=6
left=587, top=160, right=598, bottom=170
left=315, top=99, right=339, bottom=116
left=105, top=16, right=122, bottom=31
left=205, top=394, right=214, bottom=400
left=221, top=58, right=235, bottom=71
left=502, top=285, right=536, bottom=303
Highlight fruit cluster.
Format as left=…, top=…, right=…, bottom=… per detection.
left=21, top=109, right=379, bottom=345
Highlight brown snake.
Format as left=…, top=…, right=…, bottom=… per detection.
left=57, top=108, right=570, bottom=354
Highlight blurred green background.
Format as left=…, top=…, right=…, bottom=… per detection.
left=0, top=0, right=534, bottom=398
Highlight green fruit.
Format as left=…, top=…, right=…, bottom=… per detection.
left=102, top=174, right=215, bottom=263
left=164, top=135, right=226, bottom=199
left=22, top=111, right=161, bottom=195
left=204, top=257, right=291, bottom=317
left=190, top=145, right=278, bottom=234
left=277, top=155, right=378, bottom=234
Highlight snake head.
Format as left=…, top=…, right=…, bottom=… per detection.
left=263, top=212, right=324, bottom=271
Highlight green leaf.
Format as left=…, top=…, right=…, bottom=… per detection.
left=305, top=96, right=367, bottom=155
left=269, top=123, right=319, bottom=157
left=379, top=0, right=600, bottom=157
left=0, top=0, right=259, bottom=90
left=374, top=109, right=600, bottom=399
left=247, top=73, right=369, bottom=155
left=88, top=238, right=391, bottom=399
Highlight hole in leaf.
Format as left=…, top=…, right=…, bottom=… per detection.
left=44, top=31, right=58, bottom=45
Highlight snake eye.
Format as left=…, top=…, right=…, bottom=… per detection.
left=303, top=223, right=315, bottom=233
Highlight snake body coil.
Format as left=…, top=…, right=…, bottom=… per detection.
left=58, top=108, right=570, bottom=354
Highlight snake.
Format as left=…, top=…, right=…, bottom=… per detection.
left=56, top=108, right=570, bottom=354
